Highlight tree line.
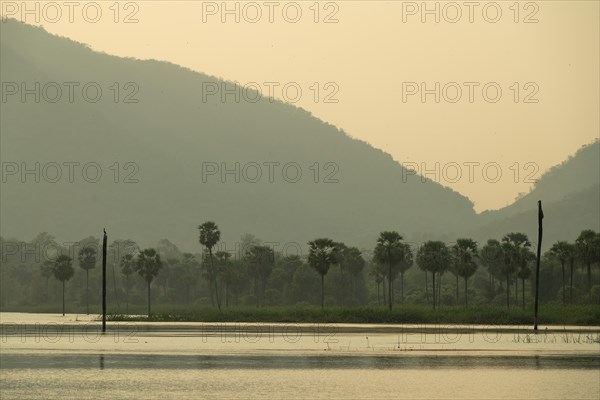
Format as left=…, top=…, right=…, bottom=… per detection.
left=0, top=227, right=599, bottom=315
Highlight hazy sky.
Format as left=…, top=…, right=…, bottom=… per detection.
left=3, top=0, right=598, bottom=211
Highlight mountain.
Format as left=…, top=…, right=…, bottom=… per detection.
left=479, top=141, right=599, bottom=223
left=474, top=141, right=599, bottom=246
left=0, top=20, right=476, bottom=251
left=475, top=184, right=599, bottom=247
left=2, top=20, right=598, bottom=252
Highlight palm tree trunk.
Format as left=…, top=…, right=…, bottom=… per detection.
left=515, top=278, right=518, bottom=304
left=569, top=261, right=574, bottom=304
left=400, top=273, right=404, bottom=304
left=561, top=261, right=565, bottom=305
left=86, top=269, right=89, bottom=315
left=208, top=248, right=221, bottom=311
left=321, top=274, right=325, bottom=309
left=587, top=263, right=592, bottom=300
left=382, top=277, right=387, bottom=305
left=438, top=273, right=442, bottom=308
left=388, top=262, right=392, bottom=310
left=147, top=280, right=151, bottom=316
left=522, top=278, right=525, bottom=309
left=340, top=266, right=345, bottom=307
left=425, top=272, right=429, bottom=303
left=506, top=274, right=510, bottom=308
left=376, top=281, right=380, bottom=306
left=262, top=278, right=266, bottom=308
left=432, top=272, right=436, bottom=310
left=226, top=283, right=229, bottom=308
left=209, top=278, right=215, bottom=307
left=213, top=277, right=221, bottom=310
left=62, top=281, right=65, bottom=316
left=126, top=274, right=129, bottom=315
left=256, top=278, right=260, bottom=308
left=456, top=274, right=459, bottom=303
left=351, top=275, right=355, bottom=306
left=464, top=277, right=468, bottom=308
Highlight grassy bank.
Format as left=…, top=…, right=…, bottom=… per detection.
left=99, top=305, right=600, bottom=326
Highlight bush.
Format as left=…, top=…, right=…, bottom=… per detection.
left=107, top=304, right=600, bottom=325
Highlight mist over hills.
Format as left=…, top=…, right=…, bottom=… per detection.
left=1, top=20, right=598, bottom=251
left=479, top=141, right=599, bottom=222
left=0, top=20, right=475, bottom=250
left=474, top=141, right=600, bottom=245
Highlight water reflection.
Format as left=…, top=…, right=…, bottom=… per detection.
left=2, top=353, right=598, bottom=371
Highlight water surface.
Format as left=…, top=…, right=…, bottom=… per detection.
left=2, top=313, right=598, bottom=399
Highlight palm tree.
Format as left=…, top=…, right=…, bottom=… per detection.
left=418, top=258, right=429, bottom=304
left=120, top=253, right=135, bottom=314
left=416, top=241, right=450, bottom=310
left=341, top=246, right=365, bottom=306
left=52, top=255, right=74, bottom=316
left=374, top=231, right=404, bottom=310
left=308, top=238, right=340, bottom=309
left=134, top=248, right=163, bottom=316
left=576, top=230, right=599, bottom=300
left=452, top=239, right=478, bottom=307
left=40, top=260, right=53, bottom=299
left=245, top=245, right=275, bottom=307
left=396, top=243, right=413, bottom=304
left=565, top=243, right=577, bottom=303
left=198, top=221, right=222, bottom=311
left=501, top=233, right=531, bottom=308
left=480, top=239, right=503, bottom=295
left=517, top=264, right=532, bottom=309
left=549, top=241, right=573, bottom=305
left=78, top=246, right=97, bottom=315
left=369, top=261, right=384, bottom=306
left=214, top=251, right=233, bottom=307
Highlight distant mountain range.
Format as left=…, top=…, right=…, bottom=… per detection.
left=1, top=20, right=598, bottom=251
left=474, top=141, right=599, bottom=246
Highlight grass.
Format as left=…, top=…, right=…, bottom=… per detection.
left=102, top=304, right=600, bottom=326
left=3, top=303, right=598, bottom=326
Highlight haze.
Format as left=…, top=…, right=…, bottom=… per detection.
left=3, top=0, right=598, bottom=211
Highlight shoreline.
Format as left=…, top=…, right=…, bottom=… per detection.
left=2, top=312, right=600, bottom=334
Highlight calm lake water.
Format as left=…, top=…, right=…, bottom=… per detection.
left=1, top=313, right=599, bottom=399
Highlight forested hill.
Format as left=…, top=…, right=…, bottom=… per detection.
left=0, top=20, right=476, bottom=250
left=474, top=141, right=599, bottom=246
left=479, top=140, right=599, bottom=223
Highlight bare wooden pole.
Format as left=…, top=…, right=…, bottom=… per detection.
left=102, top=229, right=107, bottom=333
left=534, top=201, right=543, bottom=331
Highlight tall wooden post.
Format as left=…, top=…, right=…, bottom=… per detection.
left=534, top=201, right=543, bottom=331
left=102, top=229, right=107, bottom=333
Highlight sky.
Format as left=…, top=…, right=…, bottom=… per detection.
left=2, top=0, right=598, bottom=212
